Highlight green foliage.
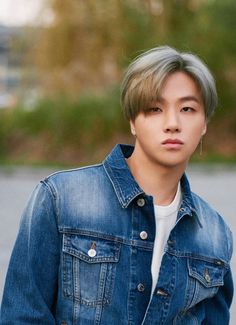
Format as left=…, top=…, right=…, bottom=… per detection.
left=34, top=0, right=236, bottom=113
left=2, top=0, right=236, bottom=164
left=0, top=88, right=130, bottom=164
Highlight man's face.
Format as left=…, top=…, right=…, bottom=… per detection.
left=130, top=71, right=207, bottom=169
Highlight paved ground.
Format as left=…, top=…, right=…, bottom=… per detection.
left=0, top=165, right=235, bottom=323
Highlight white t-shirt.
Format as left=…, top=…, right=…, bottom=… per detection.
left=151, top=183, right=182, bottom=294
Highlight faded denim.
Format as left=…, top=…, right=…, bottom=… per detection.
left=0, top=144, right=234, bottom=324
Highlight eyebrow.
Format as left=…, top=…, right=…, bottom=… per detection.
left=178, top=96, right=201, bottom=103
left=155, top=95, right=201, bottom=104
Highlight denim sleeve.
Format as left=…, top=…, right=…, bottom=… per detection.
left=0, top=181, right=60, bottom=325
left=203, top=267, right=234, bottom=325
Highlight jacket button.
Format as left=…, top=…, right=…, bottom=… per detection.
left=204, top=268, right=211, bottom=283
left=140, top=231, right=148, bottom=240
left=137, top=283, right=145, bottom=292
left=88, top=249, right=97, bottom=257
left=137, top=198, right=145, bottom=207
left=205, top=273, right=211, bottom=283
left=156, top=288, right=169, bottom=296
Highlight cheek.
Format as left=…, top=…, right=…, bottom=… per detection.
left=135, top=120, right=155, bottom=137
left=187, top=126, right=205, bottom=149
left=187, top=119, right=206, bottom=136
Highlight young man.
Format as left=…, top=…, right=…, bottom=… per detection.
left=0, top=46, right=233, bottom=324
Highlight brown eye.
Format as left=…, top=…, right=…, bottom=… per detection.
left=149, top=107, right=162, bottom=113
left=182, top=107, right=194, bottom=112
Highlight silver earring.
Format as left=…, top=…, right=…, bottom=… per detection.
left=199, top=137, right=203, bottom=156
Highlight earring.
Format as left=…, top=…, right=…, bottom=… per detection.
left=199, top=137, right=203, bottom=156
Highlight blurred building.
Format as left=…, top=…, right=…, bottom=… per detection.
left=0, top=25, right=22, bottom=108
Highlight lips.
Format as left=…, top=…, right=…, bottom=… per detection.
left=162, top=139, right=184, bottom=145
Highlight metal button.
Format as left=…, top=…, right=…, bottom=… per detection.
left=137, top=283, right=145, bottom=292
left=156, top=288, right=169, bottom=296
left=88, top=249, right=97, bottom=257
left=167, top=239, right=174, bottom=245
left=140, top=231, right=148, bottom=240
left=137, top=198, right=145, bottom=207
left=179, top=207, right=185, bottom=212
left=204, top=268, right=211, bottom=283
left=205, top=273, right=211, bottom=283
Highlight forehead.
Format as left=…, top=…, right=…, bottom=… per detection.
left=155, top=71, right=203, bottom=103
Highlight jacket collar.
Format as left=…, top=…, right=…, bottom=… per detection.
left=103, top=144, right=144, bottom=208
left=103, top=144, right=198, bottom=217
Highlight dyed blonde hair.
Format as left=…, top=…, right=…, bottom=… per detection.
left=121, top=46, right=217, bottom=121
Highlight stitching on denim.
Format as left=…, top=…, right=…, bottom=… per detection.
left=41, top=179, right=60, bottom=226
left=60, top=228, right=154, bottom=250
left=65, top=250, right=116, bottom=308
left=103, top=161, right=143, bottom=208
left=166, top=250, right=229, bottom=267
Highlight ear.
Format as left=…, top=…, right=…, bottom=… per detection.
left=130, top=120, right=136, bottom=136
left=202, top=122, right=207, bottom=136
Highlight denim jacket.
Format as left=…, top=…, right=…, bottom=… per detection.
left=0, top=144, right=233, bottom=325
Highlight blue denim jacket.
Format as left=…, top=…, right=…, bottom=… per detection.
left=0, top=144, right=233, bottom=325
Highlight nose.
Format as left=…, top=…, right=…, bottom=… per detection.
left=163, top=111, right=181, bottom=133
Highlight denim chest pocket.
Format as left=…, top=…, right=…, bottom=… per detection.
left=62, top=233, right=121, bottom=307
left=184, top=257, right=225, bottom=310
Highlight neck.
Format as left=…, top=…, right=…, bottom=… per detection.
left=127, top=146, right=187, bottom=205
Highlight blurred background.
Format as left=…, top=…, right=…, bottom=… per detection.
left=0, top=0, right=236, bottom=166
left=0, top=0, right=236, bottom=322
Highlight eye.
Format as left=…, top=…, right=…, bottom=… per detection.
left=182, top=107, right=195, bottom=112
left=147, top=107, right=162, bottom=113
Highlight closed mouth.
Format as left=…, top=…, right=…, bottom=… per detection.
left=162, top=139, right=184, bottom=145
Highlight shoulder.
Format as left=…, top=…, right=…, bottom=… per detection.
left=43, top=163, right=105, bottom=186
left=191, top=191, right=233, bottom=261
left=191, top=191, right=228, bottom=228
left=39, top=163, right=113, bottom=202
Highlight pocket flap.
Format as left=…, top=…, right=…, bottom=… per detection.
left=63, top=233, right=121, bottom=263
left=188, top=258, right=224, bottom=287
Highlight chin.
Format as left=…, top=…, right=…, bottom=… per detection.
left=155, top=156, right=189, bottom=169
